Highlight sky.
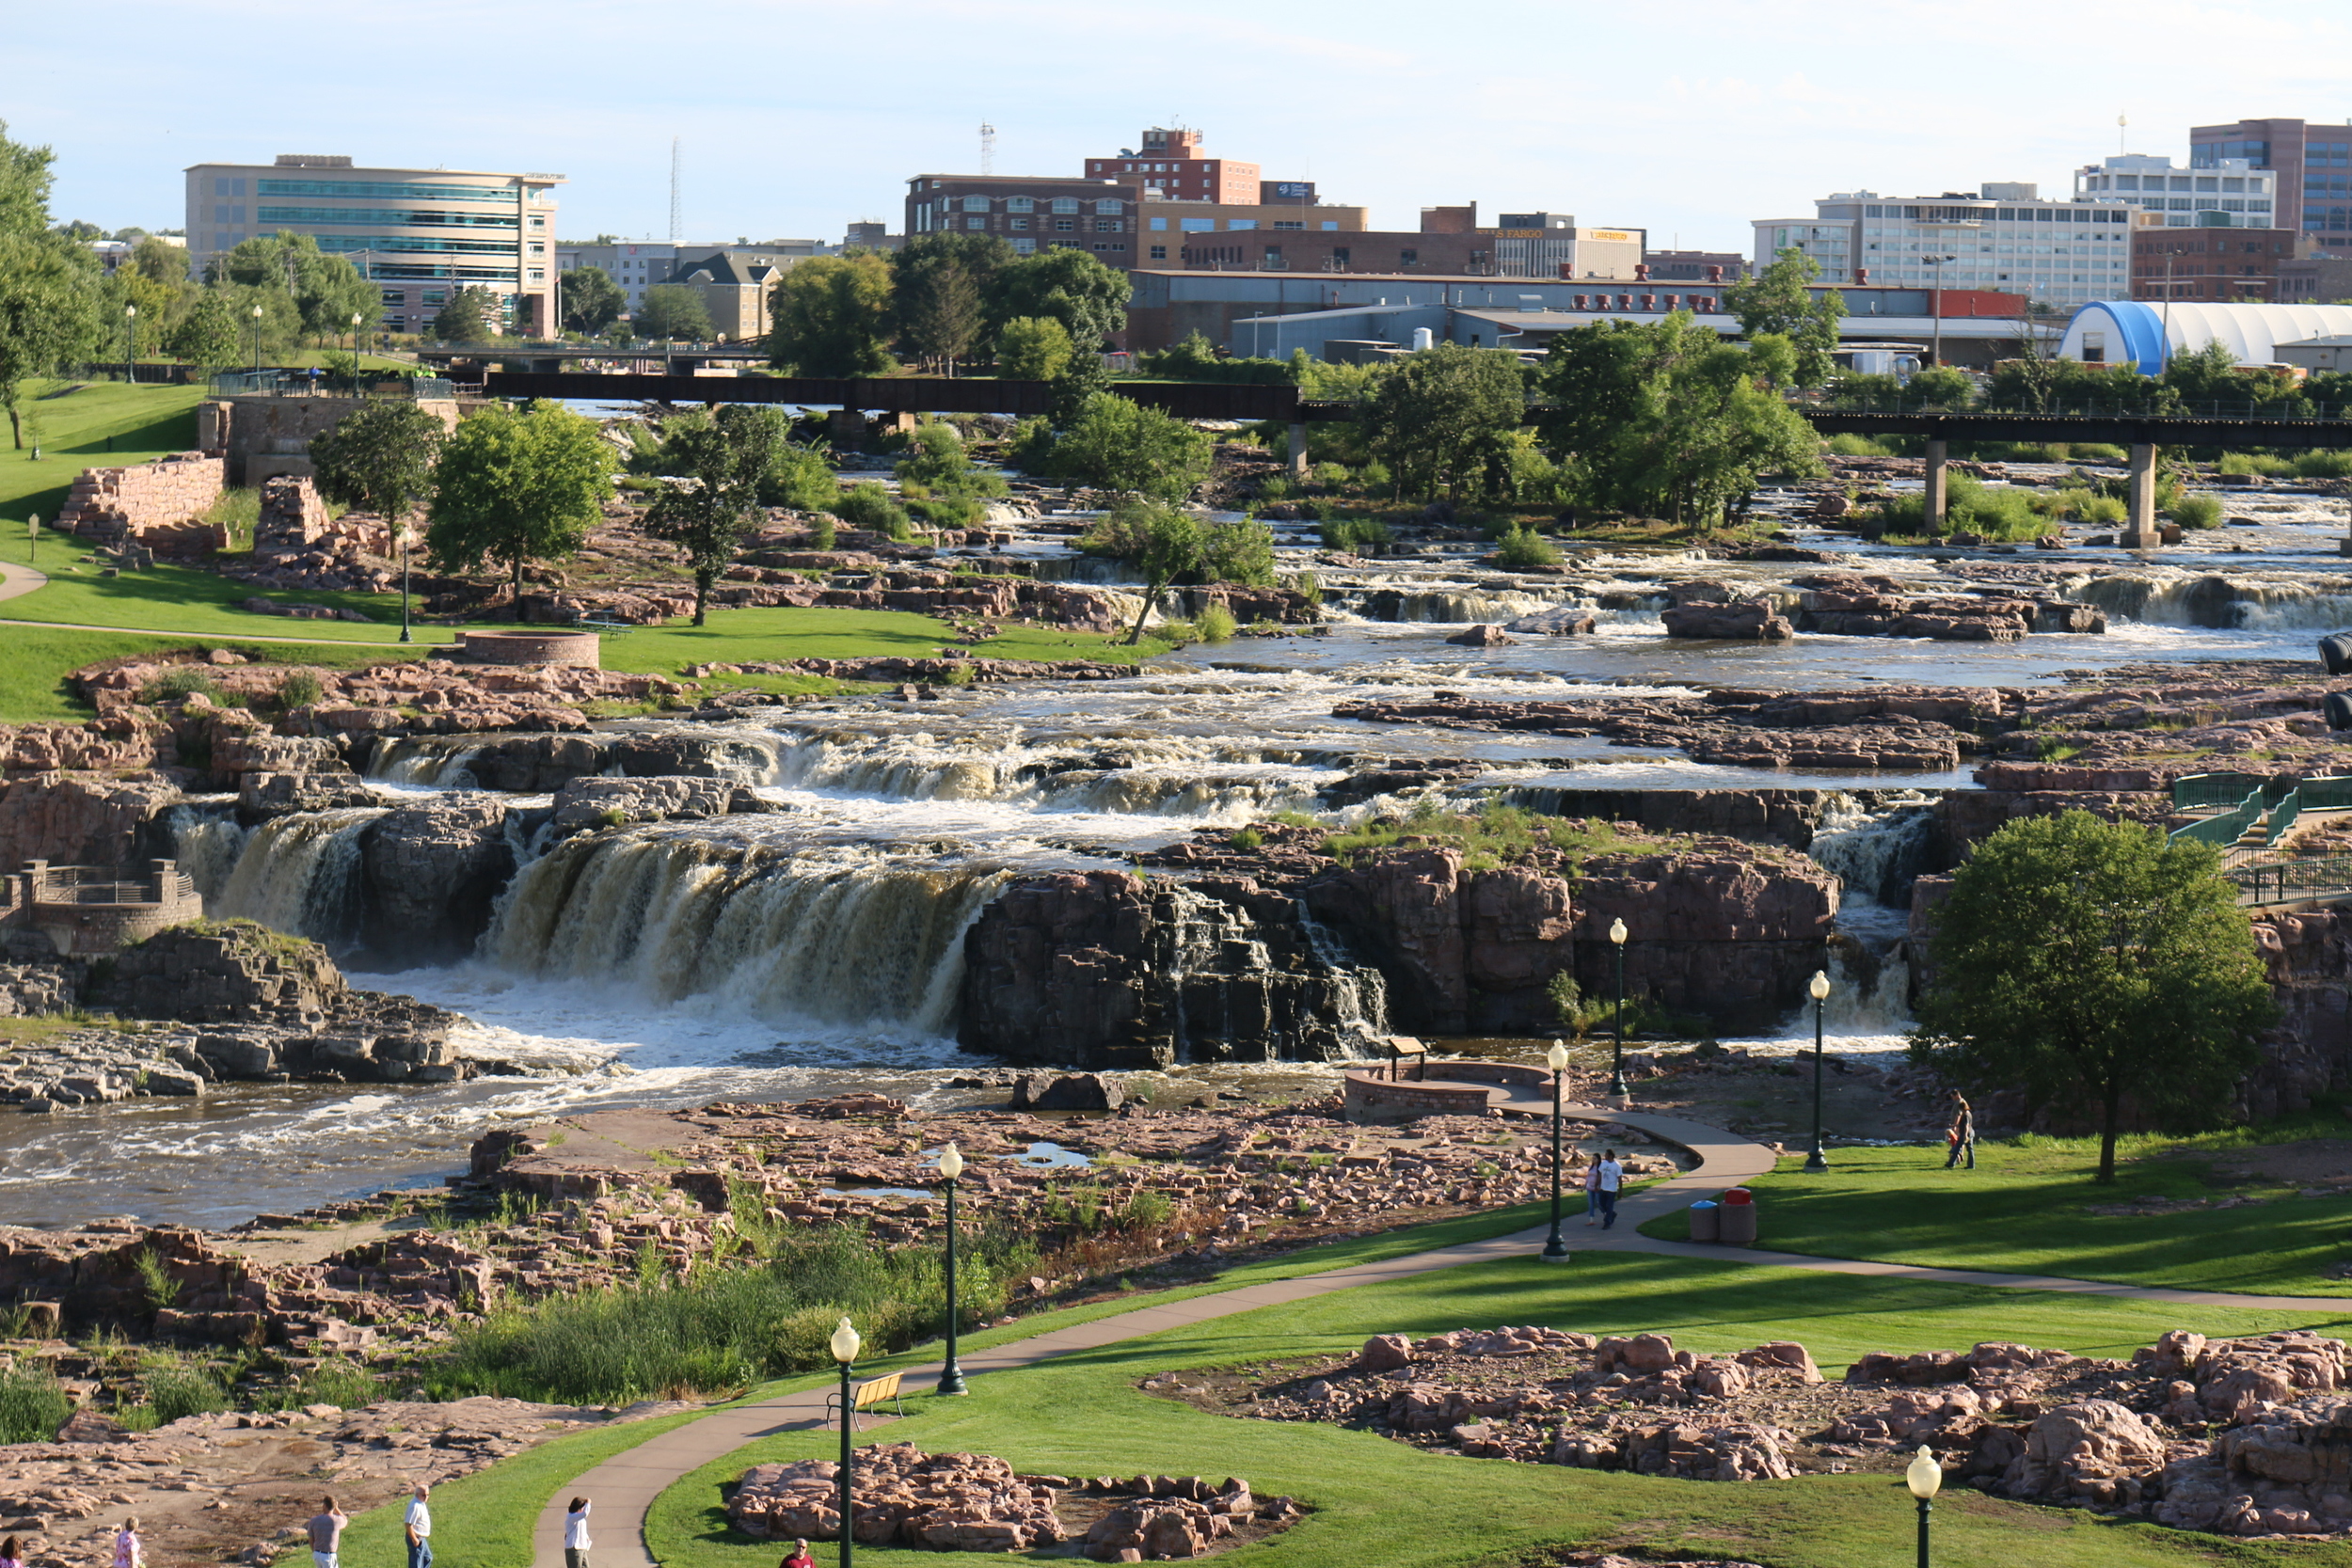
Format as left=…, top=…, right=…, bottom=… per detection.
left=9, top=0, right=2352, bottom=256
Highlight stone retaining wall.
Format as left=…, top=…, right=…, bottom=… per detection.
left=458, top=630, right=601, bottom=669
left=54, top=452, right=226, bottom=554
left=1342, top=1069, right=1494, bottom=1120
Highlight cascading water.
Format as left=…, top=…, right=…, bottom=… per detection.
left=213, top=807, right=389, bottom=946
left=1142, top=882, right=1389, bottom=1062
left=167, top=802, right=249, bottom=903
left=369, top=739, right=485, bottom=788
left=482, top=823, right=1016, bottom=1038
left=2071, top=572, right=2352, bottom=632
left=1801, top=792, right=1939, bottom=1035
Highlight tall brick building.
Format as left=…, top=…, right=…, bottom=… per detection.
left=2191, top=118, right=2352, bottom=238
left=1083, top=127, right=1260, bottom=205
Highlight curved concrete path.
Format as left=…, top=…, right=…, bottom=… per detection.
left=522, top=1100, right=2352, bottom=1568
left=0, top=559, right=49, bottom=601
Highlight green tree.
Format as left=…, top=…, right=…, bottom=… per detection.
left=1079, top=499, right=1202, bottom=644
left=893, top=233, right=1009, bottom=373
left=1722, top=246, right=1843, bottom=387
left=1535, top=313, right=1822, bottom=528
left=634, top=283, right=713, bottom=342
left=1910, top=811, right=2277, bottom=1183
left=994, top=315, right=1072, bottom=379
left=895, top=421, right=1003, bottom=499
left=166, top=287, right=244, bottom=372
left=427, top=400, right=617, bottom=609
left=0, top=122, right=105, bottom=447
left=1198, top=513, right=1275, bottom=586
left=642, top=404, right=787, bottom=625
left=769, top=254, right=894, bottom=376
left=561, top=266, right=626, bottom=335
left=0, top=119, right=55, bottom=242
left=1047, top=348, right=1110, bottom=427
left=1360, top=343, right=1525, bottom=501
left=310, top=401, right=449, bottom=526
left=431, top=286, right=501, bottom=342
left=215, top=230, right=376, bottom=344
left=1049, top=393, right=1213, bottom=500
left=984, top=249, right=1129, bottom=348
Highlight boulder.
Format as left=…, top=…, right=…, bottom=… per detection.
left=2000, top=1400, right=2169, bottom=1507
left=1356, top=1334, right=1414, bottom=1373
left=1444, top=624, right=1516, bottom=647
left=1012, top=1072, right=1124, bottom=1113
left=1661, top=600, right=1795, bottom=641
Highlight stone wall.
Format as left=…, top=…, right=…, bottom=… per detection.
left=0, top=774, right=183, bottom=869
left=54, top=452, right=226, bottom=554
left=254, top=474, right=389, bottom=559
left=459, top=630, right=601, bottom=669
left=198, top=395, right=460, bottom=485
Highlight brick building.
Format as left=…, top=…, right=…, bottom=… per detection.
left=2279, top=253, right=2352, bottom=304
left=1645, top=248, right=1749, bottom=282
left=2191, top=117, right=2352, bottom=238
left=1083, top=127, right=1259, bottom=205
left=2132, top=224, right=2300, bottom=302
left=904, top=176, right=1139, bottom=261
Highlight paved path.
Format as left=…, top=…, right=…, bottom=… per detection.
left=0, top=560, right=49, bottom=602
left=521, top=1101, right=2352, bottom=1568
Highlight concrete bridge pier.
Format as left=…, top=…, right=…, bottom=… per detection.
left=2122, top=441, right=2164, bottom=549
left=1287, top=421, right=1309, bottom=480
left=1922, top=438, right=1948, bottom=532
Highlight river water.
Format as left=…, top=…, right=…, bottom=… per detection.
left=8, top=481, right=2352, bottom=1225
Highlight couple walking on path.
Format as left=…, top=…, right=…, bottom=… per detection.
left=1581, top=1149, right=1624, bottom=1228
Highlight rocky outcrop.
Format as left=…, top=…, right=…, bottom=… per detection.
left=548, top=776, right=767, bottom=835
left=710, top=657, right=1136, bottom=685
left=1661, top=582, right=1793, bottom=641
left=1574, top=848, right=1838, bottom=1033
left=0, top=773, right=183, bottom=869
left=359, top=797, right=520, bottom=963
left=1298, top=849, right=1575, bottom=1033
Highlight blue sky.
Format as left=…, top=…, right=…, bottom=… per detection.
left=10, top=0, right=2350, bottom=254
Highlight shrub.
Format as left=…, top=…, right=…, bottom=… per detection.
left=0, top=1367, right=70, bottom=1444
left=1318, top=515, right=1392, bottom=555
left=829, top=481, right=911, bottom=540
left=2172, top=494, right=2225, bottom=530
left=1292, top=570, right=1323, bottom=609
left=760, top=444, right=841, bottom=511
left=809, top=513, right=836, bottom=550
left=133, top=1248, right=181, bottom=1309
left=1259, top=476, right=1292, bottom=502
left=1825, top=433, right=1893, bottom=457
left=1310, top=461, right=1349, bottom=488
left=1197, top=603, right=1238, bottom=642
left=203, top=487, right=262, bottom=551
left=2296, top=449, right=2352, bottom=479
left=277, top=671, right=325, bottom=710
left=2079, top=494, right=2129, bottom=524
left=2217, top=451, right=2294, bottom=477
left=144, top=667, right=217, bottom=704
left=1495, top=525, right=1562, bottom=568
left=1358, top=459, right=1392, bottom=492
left=296, top=1358, right=379, bottom=1411
left=142, top=1356, right=228, bottom=1424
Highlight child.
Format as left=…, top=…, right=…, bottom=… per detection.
left=114, top=1519, right=143, bottom=1568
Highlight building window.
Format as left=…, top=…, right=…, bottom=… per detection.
left=1007, top=197, right=1033, bottom=213
left=1055, top=218, right=1074, bottom=232
left=1227, top=218, right=1257, bottom=230
left=1400, top=248, right=1418, bottom=264
left=1321, top=220, right=1339, bottom=231
left=1009, top=217, right=1028, bottom=230
left=1181, top=217, right=1214, bottom=232
left=1014, top=238, right=1036, bottom=254
left=527, top=268, right=545, bottom=281
left=1274, top=220, right=1303, bottom=230
left=530, top=215, right=547, bottom=229
left=967, top=216, right=986, bottom=230
left=1332, top=247, right=1350, bottom=266
left=1051, top=198, right=1079, bottom=214
left=1093, top=198, right=1122, bottom=214
left=1150, top=217, right=1168, bottom=231
left=1093, top=218, right=1120, bottom=232
left=1149, top=245, right=1167, bottom=260
left=961, top=196, right=990, bottom=213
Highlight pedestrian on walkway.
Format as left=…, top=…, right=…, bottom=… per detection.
left=564, top=1496, right=592, bottom=1568
left=1595, top=1149, right=1623, bottom=1229
left=0, top=1532, right=22, bottom=1568
left=1581, top=1151, right=1601, bottom=1226
left=307, top=1497, right=346, bottom=1568
left=404, top=1483, right=432, bottom=1568
left=1945, top=1093, right=1977, bottom=1171
left=781, top=1540, right=815, bottom=1568
left=112, top=1518, right=142, bottom=1568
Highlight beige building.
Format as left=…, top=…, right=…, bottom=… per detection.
left=185, top=155, right=564, bottom=337
left=667, top=248, right=811, bottom=341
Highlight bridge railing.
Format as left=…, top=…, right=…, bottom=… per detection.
left=2233, top=853, right=2352, bottom=908
left=2171, top=786, right=2265, bottom=847
left=1809, top=398, right=2352, bottom=422
left=2173, top=771, right=2280, bottom=813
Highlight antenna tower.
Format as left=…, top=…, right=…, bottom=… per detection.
left=669, top=136, right=682, bottom=243
left=979, top=122, right=996, bottom=176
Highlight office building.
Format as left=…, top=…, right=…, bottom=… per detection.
left=557, top=242, right=685, bottom=313
left=1754, top=184, right=2135, bottom=309
left=187, top=155, right=562, bottom=336
left=1645, top=248, right=1748, bottom=282
left=2074, top=153, right=2277, bottom=228
left=2191, top=118, right=2352, bottom=237
left=1084, top=127, right=1260, bottom=205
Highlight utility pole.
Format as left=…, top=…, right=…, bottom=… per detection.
left=669, top=137, right=682, bottom=245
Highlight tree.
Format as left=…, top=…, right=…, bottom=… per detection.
left=561, top=266, right=625, bottom=335
left=166, top=287, right=244, bottom=372
left=1535, top=314, right=1823, bottom=528
left=993, top=315, right=1073, bottom=380
left=1198, top=513, right=1275, bottom=586
left=641, top=404, right=787, bottom=625
left=0, top=119, right=55, bottom=242
left=1049, top=393, right=1213, bottom=500
left=1047, top=348, right=1110, bottom=427
left=1360, top=343, right=1526, bottom=501
left=215, top=230, right=376, bottom=344
left=984, top=249, right=1129, bottom=348
left=431, top=286, right=501, bottom=342
left=768, top=253, right=894, bottom=376
left=427, top=401, right=616, bottom=609
left=892, top=233, right=1009, bottom=373
left=0, top=231, right=105, bottom=447
left=1910, top=811, right=2276, bottom=1183
left=1080, top=499, right=1202, bottom=644
left=634, top=283, right=713, bottom=342
left=1723, top=246, right=1843, bottom=387
left=310, top=401, right=449, bottom=525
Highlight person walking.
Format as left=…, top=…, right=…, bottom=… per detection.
left=112, top=1519, right=143, bottom=1568
left=1, top=1533, right=24, bottom=1568
left=1945, top=1093, right=1977, bottom=1170
left=1581, top=1152, right=1602, bottom=1227
left=1595, top=1148, right=1624, bottom=1229
left=307, top=1497, right=347, bottom=1568
left=564, top=1496, right=592, bottom=1568
left=404, top=1483, right=432, bottom=1568
left=780, top=1541, right=816, bottom=1568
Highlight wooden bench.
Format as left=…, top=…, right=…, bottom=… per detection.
left=823, top=1370, right=907, bottom=1431
left=1387, top=1037, right=1427, bottom=1082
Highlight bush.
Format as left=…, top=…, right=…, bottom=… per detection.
left=204, top=487, right=262, bottom=551
left=1197, top=603, right=1237, bottom=642
left=0, top=1367, right=70, bottom=1444
left=829, top=481, right=911, bottom=541
left=1494, top=525, right=1562, bottom=568
left=142, top=1356, right=228, bottom=1424
left=2218, top=451, right=2294, bottom=477
left=144, top=667, right=218, bottom=704
left=277, top=671, right=325, bottom=710
left=760, top=445, right=841, bottom=511
left=1358, top=459, right=1392, bottom=492
left=1259, top=476, right=1292, bottom=501
left=808, top=513, right=836, bottom=549
left=1826, top=433, right=1894, bottom=457
left=1292, top=570, right=1322, bottom=609
left=296, top=1358, right=379, bottom=1411
left=2172, top=494, right=2225, bottom=530
left=2296, top=449, right=2352, bottom=479
left=1318, top=515, right=1392, bottom=555
left=1309, top=461, right=1349, bottom=488
left=2080, top=494, right=2129, bottom=524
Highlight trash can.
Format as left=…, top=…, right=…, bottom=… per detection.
left=1687, top=1199, right=1720, bottom=1243
left=1718, top=1187, right=1757, bottom=1246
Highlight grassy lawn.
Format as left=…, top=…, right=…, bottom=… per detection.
left=642, top=1247, right=2352, bottom=1568
left=1639, top=1131, right=2352, bottom=1298
left=0, top=629, right=429, bottom=722
left=0, top=381, right=209, bottom=525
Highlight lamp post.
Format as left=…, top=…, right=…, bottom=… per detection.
left=1917, top=255, right=1956, bottom=368
left=1906, top=1444, right=1942, bottom=1568
left=351, top=312, right=363, bottom=376
left=830, top=1317, right=862, bottom=1568
left=936, top=1142, right=968, bottom=1395
left=26, top=514, right=38, bottom=566
left=1607, top=917, right=1629, bottom=1099
left=1804, top=969, right=1832, bottom=1172
left=397, top=524, right=415, bottom=644
left=1540, top=1042, right=1572, bottom=1260
left=122, top=304, right=136, bottom=385
left=250, top=303, right=263, bottom=374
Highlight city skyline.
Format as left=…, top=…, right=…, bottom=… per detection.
left=9, top=0, right=2352, bottom=258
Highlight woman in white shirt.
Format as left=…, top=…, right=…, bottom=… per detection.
left=564, top=1497, right=593, bottom=1568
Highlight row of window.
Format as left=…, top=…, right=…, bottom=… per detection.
left=961, top=215, right=1120, bottom=233
left=2101, top=175, right=2267, bottom=193
left=378, top=289, right=452, bottom=306
left=310, top=234, right=524, bottom=256
left=255, top=207, right=520, bottom=230
left=956, top=195, right=1118, bottom=214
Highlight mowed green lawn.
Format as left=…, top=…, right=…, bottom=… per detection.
left=1640, top=1133, right=2352, bottom=1298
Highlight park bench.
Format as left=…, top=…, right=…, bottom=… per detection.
left=569, top=613, right=635, bottom=635
left=823, top=1370, right=908, bottom=1431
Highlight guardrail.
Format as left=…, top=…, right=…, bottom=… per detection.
left=2233, top=853, right=2352, bottom=908
left=2173, top=785, right=2265, bottom=847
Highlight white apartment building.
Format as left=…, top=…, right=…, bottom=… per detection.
left=555, top=242, right=686, bottom=312
left=186, top=155, right=562, bottom=336
left=2073, top=153, right=2277, bottom=227
left=1754, top=183, right=2137, bottom=310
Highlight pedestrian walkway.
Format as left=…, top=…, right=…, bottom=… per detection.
left=528, top=1102, right=2351, bottom=1568
left=0, top=560, right=49, bottom=602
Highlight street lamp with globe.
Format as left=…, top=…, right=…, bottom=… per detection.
left=1541, top=1041, right=1571, bottom=1262
left=1804, top=969, right=1832, bottom=1172
left=1607, top=918, right=1629, bottom=1098
left=123, top=305, right=136, bottom=385
left=1906, top=1444, right=1942, bottom=1568
left=250, top=303, right=263, bottom=374
left=831, top=1317, right=862, bottom=1568
left=936, top=1142, right=968, bottom=1395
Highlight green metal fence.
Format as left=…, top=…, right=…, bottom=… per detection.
left=2172, top=787, right=2265, bottom=847
left=2233, top=853, right=2352, bottom=907
left=2266, top=788, right=2303, bottom=848
left=2173, top=772, right=2279, bottom=812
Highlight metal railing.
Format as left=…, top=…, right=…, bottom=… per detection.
left=2174, top=771, right=2280, bottom=812
left=2233, top=853, right=2352, bottom=908
left=208, top=372, right=455, bottom=399
left=2266, top=788, right=2303, bottom=848
left=2172, top=786, right=2265, bottom=847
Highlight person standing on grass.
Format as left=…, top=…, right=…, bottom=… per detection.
left=112, top=1518, right=142, bottom=1568
left=781, top=1540, right=816, bottom=1568
left=307, top=1497, right=346, bottom=1568
left=1595, top=1149, right=1624, bottom=1229
left=1945, top=1092, right=1977, bottom=1170
left=1581, top=1151, right=1602, bottom=1227
left=564, top=1496, right=592, bottom=1568
left=405, top=1482, right=432, bottom=1568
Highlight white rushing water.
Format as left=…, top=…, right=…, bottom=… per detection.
left=214, top=807, right=388, bottom=945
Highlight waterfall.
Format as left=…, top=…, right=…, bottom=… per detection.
left=1296, top=901, right=1390, bottom=1052
left=370, top=738, right=485, bottom=788
left=2071, top=572, right=2352, bottom=631
left=481, top=824, right=1011, bottom=1037
left=167, top=803, right=249, bottom=903
left=1803, top=792, right=1938, bottom=1035
left=213, top=807, right=389, bottom=945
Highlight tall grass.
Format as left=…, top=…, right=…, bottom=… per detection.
left=2172, top=495, right=2225, bottom=531
left=431, top=1222, right=1036, bottom=1405
left=0, top=1366, right=72, bottom=1442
